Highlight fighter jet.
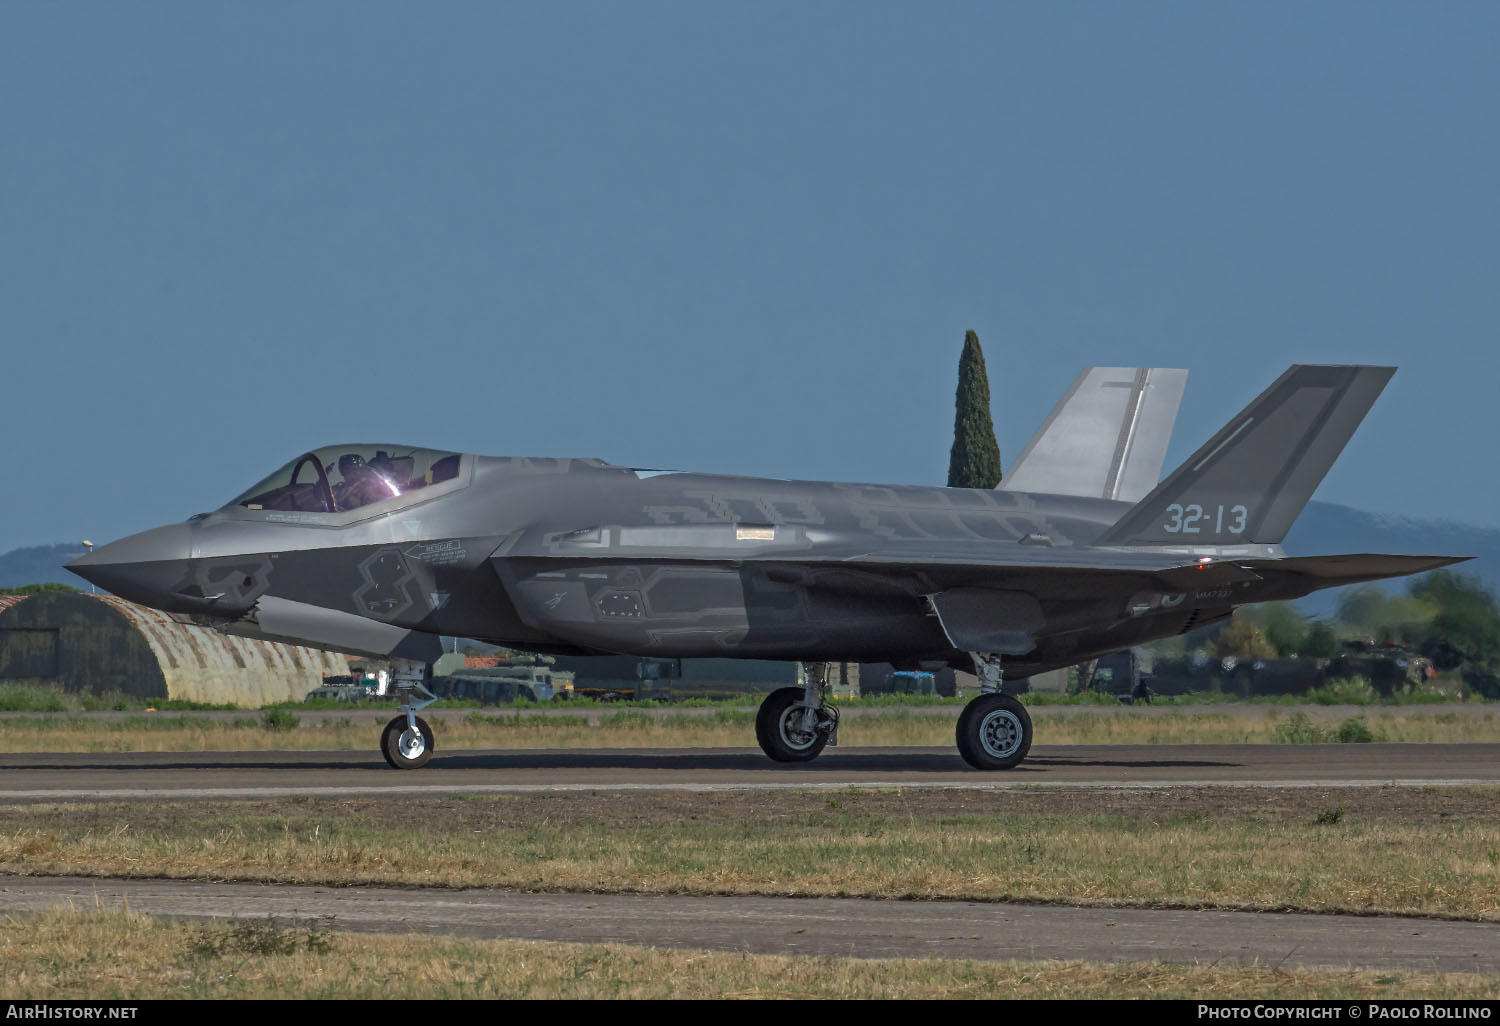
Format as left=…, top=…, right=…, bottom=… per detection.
left=69, top=364, right=1465, bottom=771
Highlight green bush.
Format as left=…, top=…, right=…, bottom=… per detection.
left=1304, top=676, right=1377, bottom=705
left=78, top=691, right=136, bottom=712
left=0, top=685, right=69, bottom=712
left=1273, top=712, right=1325, bottom=744
left=261, top=709, right=300, bottom=732
left=1333, top=717, right=1379, bottom=743
left=1273, top=712, right=1381, bottom=744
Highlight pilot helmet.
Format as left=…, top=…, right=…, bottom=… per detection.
left=337, top=453, right=366, bottom=478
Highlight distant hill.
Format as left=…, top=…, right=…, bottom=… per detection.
left=3, top=502, right=1494, bottom=604
left=1285, top=502, right=1500, bottom=611
left=0, top=543, right=88, bottom=589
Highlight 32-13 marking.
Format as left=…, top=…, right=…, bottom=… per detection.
left=1163, top=503, right=1247, bottom=535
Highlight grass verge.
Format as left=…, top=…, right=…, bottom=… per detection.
left=3, top=907, right=1497, bottom=999
left=1, top=788, right=1498, bottom=920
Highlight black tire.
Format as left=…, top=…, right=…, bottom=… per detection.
left=381, top=714, right=435, bottom=770
left=956, top=693, right=1032, bottom=770
left=755, top=686, right=830, bottom=763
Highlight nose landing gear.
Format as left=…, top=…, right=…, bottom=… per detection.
left=381, top=659, right=439, bottom=770
left=381, top=714, right=435, bottom=769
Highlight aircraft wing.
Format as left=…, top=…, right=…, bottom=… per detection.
left=842, top=551, right=1468, bottom=655
left=783, top=547, right=1470, bottom=627
left=825, top=545, right=1467, bottom=585
left=796, top=541, right=1265, bottom=590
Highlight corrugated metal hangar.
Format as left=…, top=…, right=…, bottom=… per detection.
left=0, top=592, right=347, bottom=705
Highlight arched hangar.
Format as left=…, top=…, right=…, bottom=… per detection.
left=0, top=592, right=347, bottom=705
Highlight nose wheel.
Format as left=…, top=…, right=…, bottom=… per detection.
left=381, top=715, right=435, bottom=769
left=381, top=658, right=439, bottom=769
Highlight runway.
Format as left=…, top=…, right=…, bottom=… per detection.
left=0, top=743, right=1497, bottom=801
left=3, top=875, right=1498, bottom=972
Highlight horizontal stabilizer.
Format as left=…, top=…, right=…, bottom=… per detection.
left=1096, top=365, right=1395, bottom=547
left=1238, top=553, right=1470, bottom=588
left=1003, top=367, right=1187, bottom=502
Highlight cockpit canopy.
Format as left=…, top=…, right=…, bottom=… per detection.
left=228, top=445, right=464, bottom=515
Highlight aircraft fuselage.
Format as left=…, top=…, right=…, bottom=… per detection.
left=72, top=455, right=1303, bottom=677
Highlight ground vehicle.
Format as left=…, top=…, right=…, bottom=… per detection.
left=304, top=671, right=389, bottom=703
left=429, top=664, right=574, bottom=703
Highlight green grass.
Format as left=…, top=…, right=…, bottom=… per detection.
left=1273, top=712, right=1382, bottom=743
left=0, top=684, right=243, bottom=713
left=0, top=684, right=69, bottom=712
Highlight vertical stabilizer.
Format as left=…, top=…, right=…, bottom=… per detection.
left=1002, top=367, right=1187, bottom=502
left=1095, top=365, right=1394, bottom=547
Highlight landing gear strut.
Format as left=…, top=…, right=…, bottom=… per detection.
left=382, top=659, right=438, bottom=769
left=755, top=661, right=840, bottom=762
left=955, top=653, right=1032, bottom=770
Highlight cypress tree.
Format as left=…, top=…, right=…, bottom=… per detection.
left=947, top=330, right=1002, bottom=488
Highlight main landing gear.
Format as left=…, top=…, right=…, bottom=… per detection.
left=755, top=661, right=840, bottom=762
left=752, top=654, right=1033, bottom=770
left=955, top=652, right=1032, bottom=770
left=381, top=659, right=439, bottom=769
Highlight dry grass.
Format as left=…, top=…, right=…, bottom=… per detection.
left=3, top=906, right=1497, bottom=999
left=0, top=705, right=1497, bottom=752
left=2, top=788, right=1498, bottom=920
left=1031, top=707, right=1500, bottom=745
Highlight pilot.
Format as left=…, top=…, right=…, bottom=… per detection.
left=333, top=453, right=392, bottom=511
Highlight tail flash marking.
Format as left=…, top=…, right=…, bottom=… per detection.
left=1095, top=365, right=1394, bottom=547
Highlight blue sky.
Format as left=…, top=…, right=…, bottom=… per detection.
left=2, top=2, right=1496, bottom=554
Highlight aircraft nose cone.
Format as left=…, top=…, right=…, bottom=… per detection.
left=66, top=523, right=194, bottom=610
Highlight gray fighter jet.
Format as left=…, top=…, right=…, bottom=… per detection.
left=69, top=364, right=1465, bottom=770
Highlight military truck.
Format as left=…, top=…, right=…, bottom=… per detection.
left=428, top=663, right=574, bottom=704
left=1326, top=639, right=1436, bottom=697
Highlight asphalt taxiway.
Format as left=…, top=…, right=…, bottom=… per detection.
left=2, top=875, right=1497, bottom=972
left=0, top=743, right=1496, bottom=801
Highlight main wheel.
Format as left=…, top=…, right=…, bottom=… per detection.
left=755, top=686, right=831, bottom=763
left=956, top=693, right=1032, bottom=770
left=381, top=714, right=435, bottom=770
